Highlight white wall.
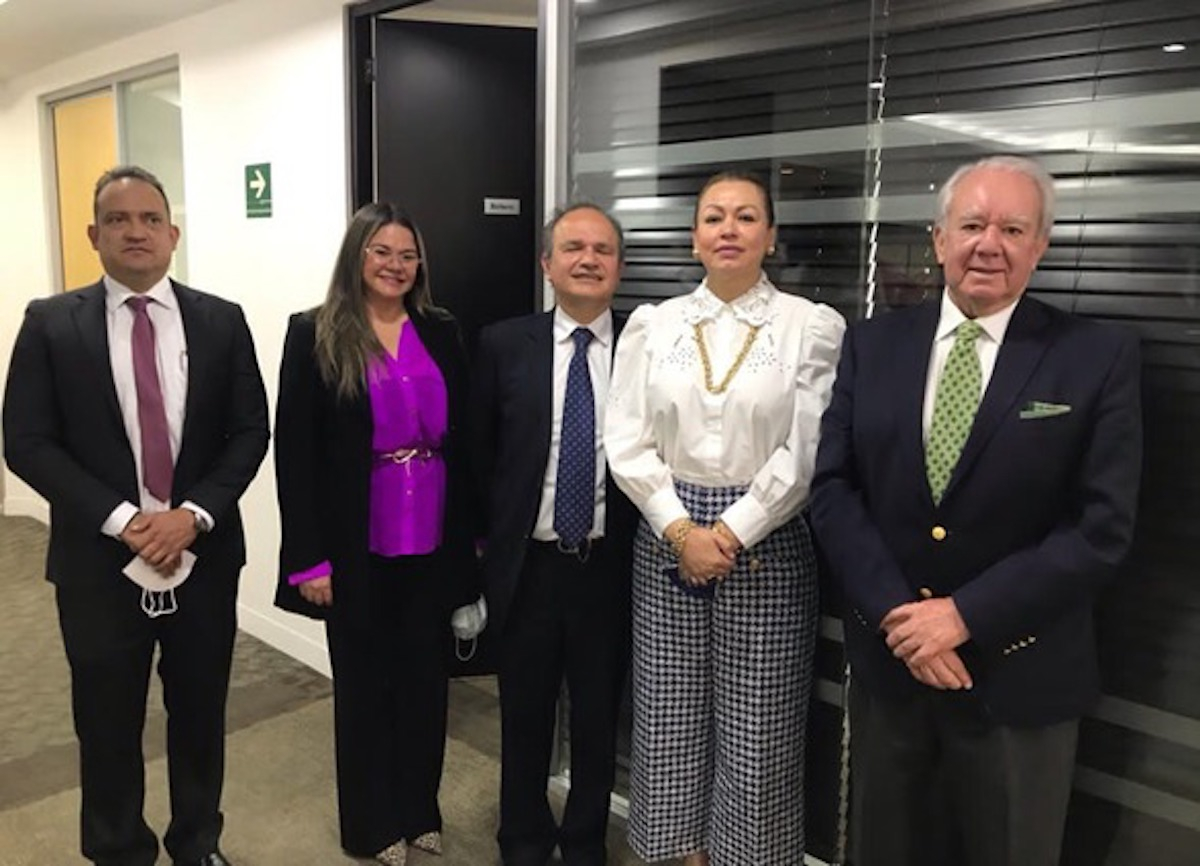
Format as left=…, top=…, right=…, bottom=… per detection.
left=0, top=0, right=351, bottom=675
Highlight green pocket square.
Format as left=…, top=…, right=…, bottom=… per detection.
left=1019, top=400, right=1072, bottom=420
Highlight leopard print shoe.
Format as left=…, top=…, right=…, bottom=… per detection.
left=410, top=831, right=442, bottom=855
left=375, top=840, right=407, bottom=866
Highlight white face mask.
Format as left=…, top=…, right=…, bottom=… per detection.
left=450, top=595, right=488, bottom=661
left=140, top=586, right=179, bottom=618
left=122, top=551, right=196, bottom=618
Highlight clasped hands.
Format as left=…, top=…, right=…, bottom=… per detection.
left=882, top=596, right=973, bottom=691
left=120, top=509, right=197, bottom=576
left=667, top=518, right=741, bottom=587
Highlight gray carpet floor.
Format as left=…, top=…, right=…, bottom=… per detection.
left=0, top=515, right=656, bottom=865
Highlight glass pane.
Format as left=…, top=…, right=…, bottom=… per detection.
left=570, top=4, right=871, bottom=861
left=52, top=88, right=117, bottom=290
left=120, top=69, right=187, bottom=282
left=868, top=5, right=1200, bottom=863
left=568, top=1, right=1200, bottom=863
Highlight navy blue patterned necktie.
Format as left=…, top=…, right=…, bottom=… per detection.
left=554, top=327, right=595, bottom=546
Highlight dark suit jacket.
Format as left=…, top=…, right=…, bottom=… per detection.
left=2, top=280, right=269, bottom=604
left=472, top=310, right=638, bottom=634
left=810, top=295, right=1142, bottom=725
left=273, top=308, right=478, bottom=623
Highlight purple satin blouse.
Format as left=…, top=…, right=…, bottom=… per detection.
left=367, top=321, right=448, bottom=556
left=285, top=321, right=448, bottom=586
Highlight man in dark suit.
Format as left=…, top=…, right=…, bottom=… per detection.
left=810, top=155, right=1142, bottom=866
left=473, top=203, right=637, bottom=866
left=3, top=166, right=268, bottom=866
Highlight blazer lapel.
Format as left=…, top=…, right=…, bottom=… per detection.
left=175, top=283, right=211, bottom=449
left=72, top=282, right=124, bottom=427
left=896, top=302, right=940, bottom=506
left=944, top=296, right=1053, bottom=500
left=612, top=310, right=628, bottom=354
left=531, top=312, right=554, bottom=463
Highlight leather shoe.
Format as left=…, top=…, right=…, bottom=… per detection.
left=174, top=852, right=232, bottom=866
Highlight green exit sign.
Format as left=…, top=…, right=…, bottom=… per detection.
left=245, top=163, right=272, bottom=218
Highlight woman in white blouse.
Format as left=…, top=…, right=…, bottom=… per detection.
left=605, top=172, right=845, bottom=866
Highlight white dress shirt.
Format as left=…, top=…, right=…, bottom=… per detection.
left=100, top=275, right=211, bottom=536
left=531, top=307, right=614, bottom=542
left=605, top=275, right=845, bottom=549
left=921, top=291, right=1019, bottom=441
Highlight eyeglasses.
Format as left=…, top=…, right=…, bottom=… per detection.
left=365, top=245, right=421, bottom=266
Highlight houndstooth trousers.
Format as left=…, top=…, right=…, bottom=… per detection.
left=627, top=480, right=818, bottom=866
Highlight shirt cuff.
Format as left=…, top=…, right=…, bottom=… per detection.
left=288, top=561, right=332, bottom=586
left=719, top=495, right=772, bottom=550
left=643, top=486, right=690, bottom=539
left=102, top=502, right=140, bottom=538
left=180, top=501, right=214, bottom=532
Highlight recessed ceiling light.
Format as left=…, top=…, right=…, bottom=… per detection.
left=1163, top=43, right=1186, bottom=53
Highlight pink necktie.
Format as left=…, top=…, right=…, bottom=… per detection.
left=127, top=296, right=174, bottom=502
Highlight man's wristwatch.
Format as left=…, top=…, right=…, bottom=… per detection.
left=191, top=510, right=209, bottom=534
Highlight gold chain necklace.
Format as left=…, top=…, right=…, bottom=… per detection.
left=693, top=321, right=760, bottom=395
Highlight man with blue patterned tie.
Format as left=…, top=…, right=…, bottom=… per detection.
left=473, top=204, right=638, bottom=866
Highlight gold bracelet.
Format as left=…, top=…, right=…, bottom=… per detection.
left=667, top=519, right=695, bottom=558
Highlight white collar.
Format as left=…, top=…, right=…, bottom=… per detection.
left=935, top=291, right=1018, bottom=345
left=553, top=306, right=613, bottom=348
left=684, top=273, right=776, bottom=326
left=104, top=274, right=177, bottom=314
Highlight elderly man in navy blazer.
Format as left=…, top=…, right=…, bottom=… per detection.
left=810, top=155, right=1142, bottom=866
left=473, top=203, right=637, bottom=866
left=3, top=166, right=268, bottom=866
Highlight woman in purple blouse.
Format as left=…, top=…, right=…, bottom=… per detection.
left=274, top=203, right=479, bottom=866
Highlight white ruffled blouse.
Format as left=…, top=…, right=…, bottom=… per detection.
left=604, top=275, right=845, bottom=549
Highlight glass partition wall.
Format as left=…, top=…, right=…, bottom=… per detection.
left=561, top=1, right=1200, bottom=863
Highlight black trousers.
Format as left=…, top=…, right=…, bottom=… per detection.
left=497, top=539, right=631, bottom=866
left=848, top=677, right=1079, bottom=866
left=57, top=569, right=237, bottom=866
left=325, top=553, right=450, bottom=857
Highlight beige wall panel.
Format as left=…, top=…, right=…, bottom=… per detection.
left=53, top=91, right=117, bottom=290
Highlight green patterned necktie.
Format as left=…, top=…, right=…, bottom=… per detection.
left=926, top=319, right=984, bottom=504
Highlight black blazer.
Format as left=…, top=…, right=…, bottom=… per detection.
left=273, top=308, right=478, bottom=623
left=810, top=295, right=1143, bottom=725
left=2, top=280, right=269, bottom=594
left=472, top=310, right=638, bottom=634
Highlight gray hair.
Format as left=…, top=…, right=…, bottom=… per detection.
left=541, top=202, right=626, bottom=263
left=936, top=155, right=1056, bottom=238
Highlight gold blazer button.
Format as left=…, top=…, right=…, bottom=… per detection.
left=931, top=525, right=948, bottom=541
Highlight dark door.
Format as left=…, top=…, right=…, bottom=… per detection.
left=374, top=19, right=537, bottom=353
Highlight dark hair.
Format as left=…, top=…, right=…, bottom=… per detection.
left=692, top=171, right=776, bottom=227
left=314, top=202, right=441, bottom=399
left=541, top=202, right=626, bottom=262
left=93, top=165, right=171, bottom=219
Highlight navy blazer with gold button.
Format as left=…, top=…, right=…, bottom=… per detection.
left=810, top=294, right=1142, bottom=725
